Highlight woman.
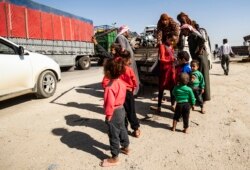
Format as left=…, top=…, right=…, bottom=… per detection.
left=181, top=24, right=211, bottom=102
left=176, top=12, right=194, bottom=62
left=150, top=13, right=179, bottom=114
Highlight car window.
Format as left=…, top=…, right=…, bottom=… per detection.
left=0, top=42, right=16, bottom=54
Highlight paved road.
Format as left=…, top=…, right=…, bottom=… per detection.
left=0, top=65, right=103, bottom=110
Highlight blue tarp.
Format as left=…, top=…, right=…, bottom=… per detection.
left=1, top=0, right=93, bottom=24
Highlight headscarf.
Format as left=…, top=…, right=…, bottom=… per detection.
left=180, top=24, right=194, bottom=31
left=177, top=12, right=193, bottom=26
left=157, top=13, right=169, bottom=27
left=117, top=25, right=129, bottom=36
left=160, top=13, right=169, bottom=20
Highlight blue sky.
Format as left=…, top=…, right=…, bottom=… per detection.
left=34, top=0, right=250, bottom=49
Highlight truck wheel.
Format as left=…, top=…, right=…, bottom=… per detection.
left=78, top=56, right=91, bottom=70
left=36, top=70, right=57, bottom=98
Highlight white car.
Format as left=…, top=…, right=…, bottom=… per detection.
left=0, top=36, right=61, bottom=101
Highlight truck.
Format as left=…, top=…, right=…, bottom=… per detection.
left=0, top=0, right=94, bottom=70
left=94, top=25, right=117, bottom=65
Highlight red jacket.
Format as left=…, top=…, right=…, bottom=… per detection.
left=158, top=44, right=176, bottom=90
left=102, top=66, right=137, bottom=92
left=103, top=79, right=127, bottom=120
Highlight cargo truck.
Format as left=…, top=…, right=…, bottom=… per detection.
left=94, top=25, right=117, bottom=65
left=0, top=0, right=94, bottom=70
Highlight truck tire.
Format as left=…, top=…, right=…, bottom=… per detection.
left=78, top=56, right=91, bottom=70
left=36, top=70, right=57, bottom=98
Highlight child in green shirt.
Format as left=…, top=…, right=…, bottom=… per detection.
left=190, top=60, right=205, bottom=114
left=172, top=73, right=196, bottom=133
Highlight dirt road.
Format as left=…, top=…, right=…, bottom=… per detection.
left=0, top=58, right=249, bottom=170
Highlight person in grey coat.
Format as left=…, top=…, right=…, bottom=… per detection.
left=115, top=25, right=140, bottom=95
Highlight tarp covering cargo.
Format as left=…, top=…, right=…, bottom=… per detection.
left=0, top=0, right=93, bottom=41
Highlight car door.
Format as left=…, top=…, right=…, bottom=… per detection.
left=0, top=39, right=33, bottom=96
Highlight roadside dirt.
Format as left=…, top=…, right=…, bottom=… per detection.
left=0, top=57, right=249, bottom=170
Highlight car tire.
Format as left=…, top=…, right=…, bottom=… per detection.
left=78, top=56, right=91, bottom=70
left=36, top=70, right=57, bottom=98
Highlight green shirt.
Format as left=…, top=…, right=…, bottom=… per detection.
left=173, top=85, right=196, bottom=105
left=190, top=70, right=205, bottom=89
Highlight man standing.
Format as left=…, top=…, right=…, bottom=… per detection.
left=218, top=39, right=234, bottom=75
left=115, top=25, right=140, bottom=95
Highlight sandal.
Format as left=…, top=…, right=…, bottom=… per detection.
left=100, top=158, right=119, bottom=167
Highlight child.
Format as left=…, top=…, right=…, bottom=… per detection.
left=100, top=58, right=130, bottom=167
left=172, top=73, right=196, bottom=133
left=149, top=13, right=179, bottom=115
left=171, top=51, right=191, bottom=111
left=190, top=60, right=205, bottom=114
left=176, top=51, right=191, bottom=75
left=92, top=37, right=121, bottom=64
left=119, top=51, right=141, bottom=138
left=102, top=50, right=141, bottom=138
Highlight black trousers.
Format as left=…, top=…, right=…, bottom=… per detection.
left=192, top=87, right=203, bottom=108
left=158, top=89, right=175, bottom=108
left=157, top=89, right=164, bottom=108
left=170, top=87, right=175, bottom=106
left=106, top=107, right=129, bottom=157
left=221, top=54, right=230, bottom=74
left=173, top=102, right=190, bottom=129
left=124, top=90, right=140, bottom=130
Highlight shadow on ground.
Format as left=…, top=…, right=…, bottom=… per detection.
left=64, top=114, right=107, bottom=134
left=52, top=128, right=109, bottom=160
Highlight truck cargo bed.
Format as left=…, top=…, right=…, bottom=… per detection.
left=134, top=47, right=159, bottom=85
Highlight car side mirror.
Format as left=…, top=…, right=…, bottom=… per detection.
left=18, top=46, right=24, bottom=56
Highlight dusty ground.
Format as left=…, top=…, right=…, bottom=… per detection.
left=0, top=57, right=249, bottom=170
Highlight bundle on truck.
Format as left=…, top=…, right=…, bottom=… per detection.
left=0, top=0, right=94, bottom=70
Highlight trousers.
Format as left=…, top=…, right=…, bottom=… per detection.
left=221, top=54, right=230, bottom=74
left=106, top=107, right=129, bottom=157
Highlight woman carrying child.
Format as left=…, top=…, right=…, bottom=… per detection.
left=150, top=13, right=179, bottom=114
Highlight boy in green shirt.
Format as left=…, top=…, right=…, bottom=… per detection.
left=172, top=73, right=196, bottom=133
left=190, top=60, right=205, bottom=114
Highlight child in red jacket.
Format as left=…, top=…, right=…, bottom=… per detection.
left=102, top=51, right=141, bottom=138
left=120, top=51, right=141, bottom=137
left=100, top=58, right=130, bottom=167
